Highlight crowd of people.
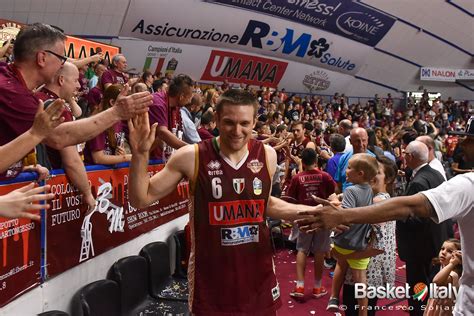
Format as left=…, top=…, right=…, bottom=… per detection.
left=0, top=22, right=473, bottom=316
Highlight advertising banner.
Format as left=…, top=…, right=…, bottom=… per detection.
left=201, top=50, right=288, bottom=88
left=420, top=67, right=474, bottom=82
left=455, top=69, right=474, bottom=81
left=0, top=178, right=42, bottom=307
left=64, top=36, right=120, bottom=64
left=0, top=19, right=119, bottom=64
left=120, top=0, right=371, bottom=75
left=46, top=164, right=189, bottom=277
left=205, top=0, right=396, bottom=47
left=113, top=38, right=355, bottom=94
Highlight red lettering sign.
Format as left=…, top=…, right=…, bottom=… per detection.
left=201, top=50, right=287, bottom=88
left=0, top=181, right=41, bottom=307
left=208, top=199, right=265, bottom=225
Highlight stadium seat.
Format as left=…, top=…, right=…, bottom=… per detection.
left=140, top=241, right=189, bottom=302
left=71, top=279, right=120, bottom=316
left=108, top=255, right=189, bottom=316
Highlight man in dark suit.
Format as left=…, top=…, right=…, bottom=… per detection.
left=397, top=140, right=448, bottom=315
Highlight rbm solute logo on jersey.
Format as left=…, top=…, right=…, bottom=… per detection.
left=221, top=225, right=259, bottom=246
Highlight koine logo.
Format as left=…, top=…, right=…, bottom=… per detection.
left=336, top=12, right=384, bottom=42
left=221, top=225, right=259, bottom=246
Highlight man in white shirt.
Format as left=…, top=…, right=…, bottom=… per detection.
left=417, top=135, right=447, bottom=180
left=297, top=116, right=474, bottom=315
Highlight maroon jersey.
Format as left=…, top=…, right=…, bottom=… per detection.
left=289, top=137, right=310, bottom=158
left=282, top=169, right=336, bottom=206
left=189, top=138, right=281, bottom=315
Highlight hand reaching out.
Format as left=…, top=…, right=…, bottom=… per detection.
left=128, top=112, right=158, bottom=155
left=114, top=84, right=153, bottom=120
left=0, top=183, right=54, bottom=221
left=295, top=195, right=349, bottom=233
left=30, top=99, right=65, bottom=139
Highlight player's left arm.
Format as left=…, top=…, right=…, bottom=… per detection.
left=264, top=145, right=313, bottom=221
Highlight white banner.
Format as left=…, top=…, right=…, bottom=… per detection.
left=456, top=69, right=474, bottom=81
left=420, top=67, right=474, bottom=82
left=112, top=38, right=355, bottom=95
left=119, top=0, right=372, bottom=76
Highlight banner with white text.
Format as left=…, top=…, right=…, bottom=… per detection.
left=45, top=164, right=189, bottom=277
left=119, top=0, right=372, bottom=76
left=112, top=38, right=354, bottom=94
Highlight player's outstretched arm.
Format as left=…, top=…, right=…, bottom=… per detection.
left=296, top=194, right=434, bottom=232
left=128, top=112, right=194, bottom=208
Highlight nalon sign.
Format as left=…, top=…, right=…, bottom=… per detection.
left=420, top=67, right=462, bottom=82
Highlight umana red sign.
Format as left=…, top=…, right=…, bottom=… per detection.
left=201, top=50, right=288, bottom=88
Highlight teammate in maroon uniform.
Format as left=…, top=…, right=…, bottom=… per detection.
left=128, top=89, right=319, bottom=316
left=283, top=121, right=315, bottom=189
left=282, top=148, right=335, bottom=299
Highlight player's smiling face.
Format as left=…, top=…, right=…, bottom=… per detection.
left=216, top=104, right=256, bottom=153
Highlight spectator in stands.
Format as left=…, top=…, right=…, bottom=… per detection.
left=84, top=64, right=107, bottom=116
left=0, top=38, right=14, bottom=63
left=334, top=128, right=375, bottom=192
left=0, top=97, right=65, bottom=221
left=338, top=119, right=352, bottom=153
left=152, top=78, right=168, bottom=93
left=180, top=95, right=202, bottom=144
left=0, top=23, right=152, bottom=182
left=148, top=74, right=193, bottom=161
left=417, top=135, right=447, bottom=180
left=131, top=82, right=148, bottom=93
left=140, top=70, right=154, bottom=92
left=202, top=88, right=219, bottom=114
left=326, top=133, right=345, bottom=180
left=101, top=53, right=130, bottom=89
left=84, top=84, right=131, bottom=165
left=0, top=100, right=64, bottom=173
left=35, top=61, right=95, bottom=210
left=88, top=63, right=106, bottom=90
left=198, top=111, right=216, bottom=141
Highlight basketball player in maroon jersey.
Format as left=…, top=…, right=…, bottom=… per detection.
left=128, top=89, right=319, bottom=316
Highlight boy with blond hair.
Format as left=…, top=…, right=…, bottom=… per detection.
left=327, top=153, right=379, bottom=314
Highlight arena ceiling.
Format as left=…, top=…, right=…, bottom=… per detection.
left=1, top=0, right=473, bottom=100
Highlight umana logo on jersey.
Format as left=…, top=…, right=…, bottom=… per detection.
left=209, top=199, right=265, bottom=225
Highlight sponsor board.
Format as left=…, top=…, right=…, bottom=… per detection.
left=302, top=69, right=331, bottom=92
left=0, top=178, right=41, bottom=307
left=0, top=19, right=119, bottom=64
left=119, top=0, right=371, bottom=75
left=46, top=164, right=189, bottom=276
left=206, top=0, right=395, bottom=47
left=221, top=224, right=259, bottom=246
left=65, top=36, right=120, bottom=65
left=420, top=67, right=474, bottom=82
left=201, top=50, right=288, bottom=88
left=113, top=38, right=355, bottom=94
